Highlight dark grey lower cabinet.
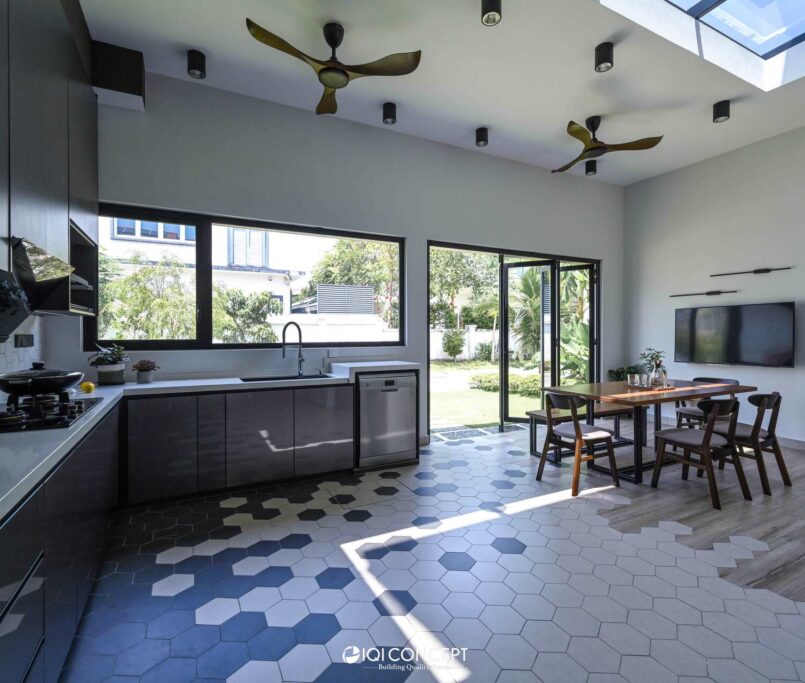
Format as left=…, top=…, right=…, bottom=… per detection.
left=226, top=390, right=294, bottom=487
left=127, top=396, right=198, bottom=504
left=43, top=405, right=119, bottom=683
left=198, top=393, right=226, bottom=491
left=294, top=386, right=355, bottom=476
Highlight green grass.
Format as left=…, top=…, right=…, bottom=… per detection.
left=430, top=388, right=538, bottom=429
left=430, top=359, right=498, bottom=371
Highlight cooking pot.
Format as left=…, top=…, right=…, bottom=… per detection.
left=0, top=361, right=84, bottom=396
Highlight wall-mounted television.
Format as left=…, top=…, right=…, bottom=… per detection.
left=675, top=302, right=795, bottom=368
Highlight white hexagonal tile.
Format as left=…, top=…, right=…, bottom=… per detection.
left=151, top=573, right=194, bottom=597
left=278, top=644, right=331, bottom=682
left=195, top=597, right=240, bottom=625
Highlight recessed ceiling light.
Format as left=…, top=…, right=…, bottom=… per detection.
left=585, top=160, right=597, bottom=176
left=382, top=102, right=397, bottom=125
left=713, top=99, right=731, bottom=123
left=481, top=0, right=502, bottom=26
left=595, top=42, right=614, bottom=73
left=187, top=49, right=206, bottom=79
left=476, top=127, right=489, bottom=147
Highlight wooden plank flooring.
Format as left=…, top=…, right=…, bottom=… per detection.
left=564, top=417, right=805, bottom=600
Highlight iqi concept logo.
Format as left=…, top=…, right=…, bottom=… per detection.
left=342, top=645, right=468, bottom=671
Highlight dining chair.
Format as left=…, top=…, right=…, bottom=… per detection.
left=675, top=377, right=740, bottom=428
left=651, top=398, right=749, bottom=510
left=536, top=392, right=620, bottom=497
left=714, top=392, right=791, bottom=496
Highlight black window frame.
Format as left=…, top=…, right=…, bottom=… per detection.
left=84, top=204, right=406, bottom=351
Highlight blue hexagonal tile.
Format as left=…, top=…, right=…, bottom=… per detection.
left=196, top=641, right=250, bottom=679
left=315, top=567, right=355, bottom=590
left=490, top=480, right=515, bottom=489
left=140, top=657, right=196, bottom=683
left=329, top=494, right=355, bottom=505
left=114, top=638, right=170, bottom=676
left=413, top=487, right=437, bottom=497
left=247, top=540, right=281, bottom=557
left=213, top=548, right=248, bottom=565
left=386, top=536, right=417, bottom=552
left=374, top=487, right=399, bottom=496
left=434, top=483, right=458, bottom=492
left=170, top=625, right=221, bottom=658
left=220, top=611, right=267, bottom=642
left=214, top=575, right=260, bottom=598
left=256, top=566, right=294, bottom=587
left=298, top=509, right=326, bottom=521
left=492, top=537, right=527, bottom=554
left=379, top=471, right=401, bottom=479
left=412, top=516, right=440, bottom=528
left=360, top=543, right=390, bottom=560
left=294, top=613, right=341, bottom=644
left=280, top=533, right=312, bottom=549
left=146, top=610, right=194, bottom=640
left=504, top=469, right=526, bottom=478
left=247, top=626, right=297, bottom=660
left=438, top=552, right=476, bottom=571
left=372, top=590, right=417, bottom=616
left=415, top=472, right=437, bottom=480
left=89, top=621, right=147, bottom=655
left=343, top=510, right=371, bottom=523
left=479, top=502, right=505, bottom=512
left=174, top=555, right=212, bottom=574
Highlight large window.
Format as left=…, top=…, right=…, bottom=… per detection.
left=86, top=207, right=404, bottom=349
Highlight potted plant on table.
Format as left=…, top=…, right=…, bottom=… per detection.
left=640, top=347, right=668, bottom=388
left=132, top=359, right=160, bottom=384
left=88, top=344, right=130, bottom=385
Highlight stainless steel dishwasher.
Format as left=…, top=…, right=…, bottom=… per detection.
left=358, top=372, right=418, bottom=468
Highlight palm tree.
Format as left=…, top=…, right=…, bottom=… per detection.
left=512, top=268, right=542, bottom=360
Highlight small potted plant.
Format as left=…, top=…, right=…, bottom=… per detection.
left=88, top=344, right=130, bottom=385
left=132, top=359, right=160, bottom=384
left=640, top=347, right=668, bottom=388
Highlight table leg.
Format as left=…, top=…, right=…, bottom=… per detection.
left=654, top=402, right=662, bottom=447
left=633, top=406, right=644, bottom=484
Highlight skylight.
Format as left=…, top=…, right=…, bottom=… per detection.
left=667, top=0, right=805, bottom=59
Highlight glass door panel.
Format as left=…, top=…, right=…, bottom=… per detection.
left=502, top=260, right=555, bottom=421
left=558, top=264, right=594, bottom=385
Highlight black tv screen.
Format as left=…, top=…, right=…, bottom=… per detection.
left=675, top=302, right=795, bottom=368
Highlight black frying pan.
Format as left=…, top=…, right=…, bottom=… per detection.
left=0, top=361, right=84, bottom=396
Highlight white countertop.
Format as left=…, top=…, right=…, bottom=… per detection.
left=328, top=361, right=420, bottom=382
left=0, top=361, right=415, bottom=521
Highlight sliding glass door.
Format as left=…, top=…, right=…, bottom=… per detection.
left=558, top=263, right=596, bottom=386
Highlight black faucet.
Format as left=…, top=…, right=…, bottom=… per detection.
left=281, top=321, right=304, bottom=377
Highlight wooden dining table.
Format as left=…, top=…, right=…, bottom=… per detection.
left=544, top=379, right=757, bottom=483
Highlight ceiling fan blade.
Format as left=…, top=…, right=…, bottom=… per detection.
left=315, top=88, right=338, bottom=115
left=605, top=136, right=663, bottom=152
left=343, top=50, right=422, bottom=80
left=246, top=18, right=326, bottom=73
left=567, top=121, right=592, bottom=148
left=551, top=150, right=592, bottom=174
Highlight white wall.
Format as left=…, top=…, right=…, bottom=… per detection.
left=45, top=74, right=625, bottom=432
left=625, top=125, right=805, bottom=441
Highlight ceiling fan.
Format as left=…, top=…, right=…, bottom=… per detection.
left=551, top=116, right=663, bottom=173
left=245, top=18, right=421, bottom=115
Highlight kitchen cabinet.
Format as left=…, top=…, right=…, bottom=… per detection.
left=67, top=43, right=98, bottom=243
left=226, top=390, right=294, bottom=487
left=198, top=393, right=226, bottom=491
left=294, top=386, right=355, bottom=476
left=127, top=396, right=197, bottom=504
left=43, top=405, right=119, bottom=683
left=0, top=486, right=43, bottom=683
left=9, top=0, right=71, bottom=262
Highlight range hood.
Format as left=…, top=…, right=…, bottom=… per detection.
left=12, top=237, right=75, bottom=314
left=0, top=269, right=31, bottom=342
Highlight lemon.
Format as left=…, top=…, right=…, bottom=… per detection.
left=80, top=381, right=96, bottom=394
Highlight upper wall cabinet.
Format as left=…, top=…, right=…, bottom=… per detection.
left=9, top=0, right=72, bottom=262
left=68, top=45, right=98, bottom=243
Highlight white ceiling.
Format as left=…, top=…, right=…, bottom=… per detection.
left=80, top=0, right=805, bottom=186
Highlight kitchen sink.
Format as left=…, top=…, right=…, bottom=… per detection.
left=239, top=373, right=327, bottom=382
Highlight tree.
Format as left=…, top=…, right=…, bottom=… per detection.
left=98, top=251, right=196, bottom=340
left=429, top=248, right=497, bottom=313
left=442, top=328, right=465, bottom=361
left=512, top=267, right=542, bottom=360
left=213, top=284, right=281, bottom=343
left=559, top=269, right=590, bottom=382
left=305, top=239, right=399, bottom=326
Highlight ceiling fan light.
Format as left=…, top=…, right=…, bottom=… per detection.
left=187, top=49, right=206, bottom=79
left=476, top=127, right=489, bottom=147
left=383, top=102, right=397, bottom=125
left=595, top=42, right=614, bottom=73
left=481, top=0, right=502, bottom=26
left=713, top=99, right=730, bottom=123
left=318, top=67, right=350, bottom=89
left=585, top=160, right=597, bottom=176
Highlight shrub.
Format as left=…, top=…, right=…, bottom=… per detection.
left=469, top=372, right=542, bottom=397
left=430, top=302, right=456, bottom=329
left=461, top=304, right=495, bottom=330
left=442, top=328, right=465, bottom=361
left=474, top=341, right=493, bottom=361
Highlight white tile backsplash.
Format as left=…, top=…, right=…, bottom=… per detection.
left=0, top=316, right=41, bottom=374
